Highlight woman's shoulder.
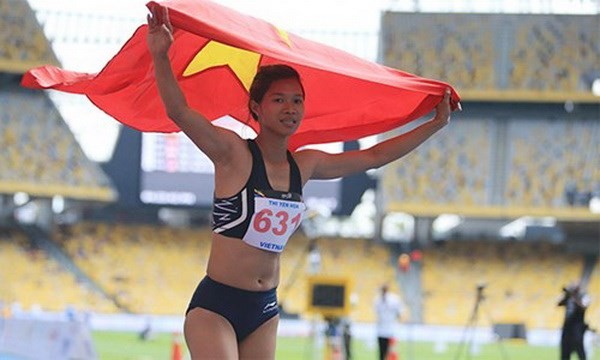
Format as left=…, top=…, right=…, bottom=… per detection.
left=210, top=129, right=251, bottom=159
left=291, top=148, right=327, bottom=182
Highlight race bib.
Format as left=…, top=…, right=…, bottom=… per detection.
left=243, top=195, right=306, bottom=252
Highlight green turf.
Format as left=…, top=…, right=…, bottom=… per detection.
left=92, top=331, right=172, bottom=360
left=92, top=331, right=599, bottom=360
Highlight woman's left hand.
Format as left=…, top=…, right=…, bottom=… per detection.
left=432, top=88, right=452, bottom=126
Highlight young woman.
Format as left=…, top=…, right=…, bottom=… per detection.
left=147, top=5, right=451, bottom=359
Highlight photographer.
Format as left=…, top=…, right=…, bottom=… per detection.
left=558, top=283, right=591, bottom=360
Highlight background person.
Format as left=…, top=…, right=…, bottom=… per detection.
left=374, top=284, right=403, bottom=360
left=558, top=283, right=591, bottom=360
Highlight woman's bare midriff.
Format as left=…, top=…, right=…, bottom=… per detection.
left=205, top=233, right=281, bottom=291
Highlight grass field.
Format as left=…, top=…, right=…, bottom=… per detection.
left=93, top=331, right=600, bottom=360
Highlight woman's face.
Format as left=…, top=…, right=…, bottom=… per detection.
left=252, top=78, right=305, bottom=136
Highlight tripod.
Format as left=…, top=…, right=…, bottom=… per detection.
left=454, top=285, right=509, bottom=360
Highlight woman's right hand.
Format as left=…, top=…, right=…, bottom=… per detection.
left=147, top=5, right=174, bottom=57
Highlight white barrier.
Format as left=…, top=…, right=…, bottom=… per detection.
left=0, top=317, right=96, bottom=360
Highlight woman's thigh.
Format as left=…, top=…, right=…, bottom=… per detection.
left=238, top=315, right=279, bottom=360
left=184, top=307, right=238, bottom=359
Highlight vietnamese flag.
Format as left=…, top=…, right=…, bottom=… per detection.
left=22, top=0, right=460, bottom=150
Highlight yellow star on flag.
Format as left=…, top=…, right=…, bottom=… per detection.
left=274, top=26, right=293, bottom=48
left=183, top=41, right=261, bottom=91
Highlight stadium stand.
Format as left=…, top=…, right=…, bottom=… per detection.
left=0, top=0, right=118, bottom=326
left=504, top=118, right=599, bottom=208
left=380, top=111, right=600, bottom=219
left=0, top=227, right=117, bottom=314
left=380, top=117, right=493, bottom=211
left=54, top=222, right=212, bottom=314
left=53, top=222, right=400, bottom=322
left=379, top=12, right=599, bottom=218
left=381, top=13, right=496, bottom=92
left=0, top=0, right=116, bottom=202
left=0, top=0, right=58, bottom=73
left=8, top=219, right=593, bottom=331
left=381, top=12, right=600, bottom=102
left=0, top=86, right=117, bottom=201
left=509, top=15, right=598, bottom=94
left=421, top=240, right=584, bottom=329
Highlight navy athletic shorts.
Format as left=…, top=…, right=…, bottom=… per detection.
left=186, top=276, right=279, bottom=342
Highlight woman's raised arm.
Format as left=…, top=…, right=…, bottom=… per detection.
left=297, top=89, right=453, bottom=181
left=147, top=5, right=241, bottom=164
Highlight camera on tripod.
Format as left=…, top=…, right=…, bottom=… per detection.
left=476, top=282, right=487, bottom=300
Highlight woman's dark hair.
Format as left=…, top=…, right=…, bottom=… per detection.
left=248, top=64, right=304, bottom=121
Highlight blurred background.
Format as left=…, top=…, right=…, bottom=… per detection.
left=0, top=0, right=598, bottom=359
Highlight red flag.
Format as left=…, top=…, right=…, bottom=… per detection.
left=22, top=0, right=460, bottom=150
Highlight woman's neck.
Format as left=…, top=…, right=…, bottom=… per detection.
left=254, top=135, right=289, bottom=163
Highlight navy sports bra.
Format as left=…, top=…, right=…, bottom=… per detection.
left=212, top=140, right=306, bottom=252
